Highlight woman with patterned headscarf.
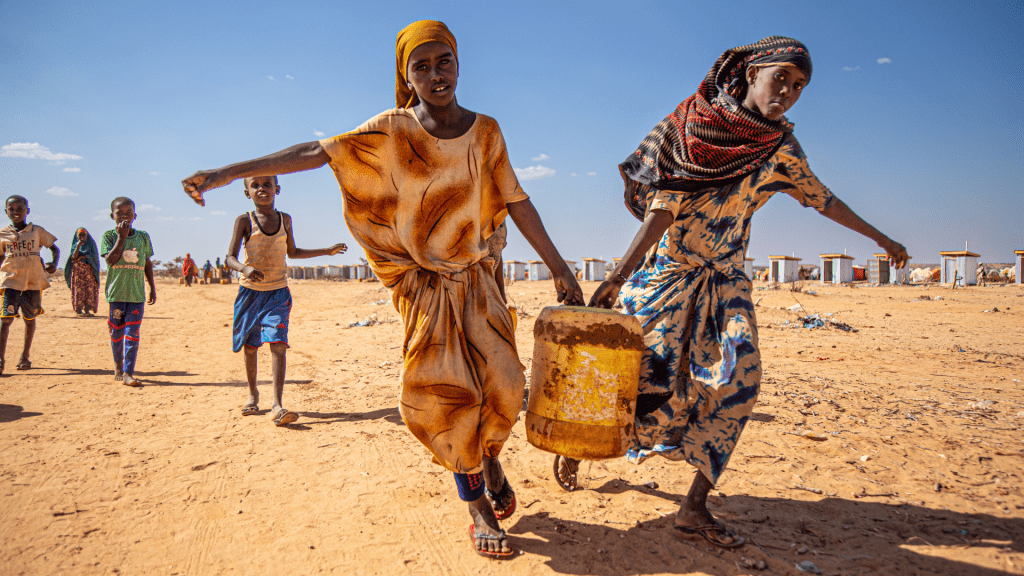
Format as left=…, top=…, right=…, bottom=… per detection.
left=64, top=228, right=100, bottom=316
left=182, top=20, right=582, bottom=558
left=562, top=37, right=909, bottom=548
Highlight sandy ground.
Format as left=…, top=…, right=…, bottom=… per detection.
left=1, top=277, right=1022, bottom=576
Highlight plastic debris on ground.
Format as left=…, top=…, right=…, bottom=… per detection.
left=795, top=560, right=822, bottom=574
left=787, top=303, right=804, bottom=312
left=347, top=313, right=379, bottom=328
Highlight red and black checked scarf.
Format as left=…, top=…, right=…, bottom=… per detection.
left=621, top=36, right=812, bottom=221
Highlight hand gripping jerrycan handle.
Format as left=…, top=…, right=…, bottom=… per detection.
left=525, top=306, right=644, bottom=460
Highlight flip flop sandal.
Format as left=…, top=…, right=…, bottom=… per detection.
left=469, top=524, right=514, bottom=559
left=552, top=455, right=580, bottom=492
left=241, top=404, right=259, bottom=416
left=272, top=409, right=298, bottom=426
left=673, top=523, right=746, bottom=549
left=16, top=360, right=31, bottom=370
left=485, top=477, right=517, bottom=520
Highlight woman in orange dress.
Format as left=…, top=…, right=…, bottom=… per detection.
left=183, top=20, right=582, bottom=559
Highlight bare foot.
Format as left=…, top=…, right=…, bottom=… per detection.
left=122, top=372, right=140, bottom=387
left=467, top=495, right=511, bottom=556
left=114, top=366, right=123, bottom=382
left=675, top=501, right=743, bottom=547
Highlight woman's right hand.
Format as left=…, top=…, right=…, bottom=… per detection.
left=588, top=278, right=624, bottom=309
left=553, top=268, right=584, bottom=306
left=182, top=170, right=233, bottom=207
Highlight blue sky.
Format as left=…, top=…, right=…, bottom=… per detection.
left=2, top=0, right=1021, bottom=271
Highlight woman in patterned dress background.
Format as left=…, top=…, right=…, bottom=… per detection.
left=64, top=228, right=100, bottom=317
left=570, top=36, right=909, bottom=548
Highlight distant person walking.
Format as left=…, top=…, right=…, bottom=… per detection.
left=64, top=227, right=100, bottom=316
left=182, top=253, right=197, bottom=287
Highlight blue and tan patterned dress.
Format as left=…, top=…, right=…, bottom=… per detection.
left=620, top=134, right=834, bottom=485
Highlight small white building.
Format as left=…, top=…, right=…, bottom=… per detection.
left=504, top=260, right=526, bottom=281
left=1016, top=251, right=1023, bottom=285
left=528, top=260, right=550, bottom=281
left=939, top=250, right=980, bottom=286
left=888, top=255, right=911, bottom=284
left=582, top=258, right=606, bottom=281
left=744, top=257, right=754, bottom=279
left=867, top=254, right=890, bottom=284
left=820, top=253, right=854, bottom=284
left=354, top=264, right=370, bottom=280
left=768, top=255, right=801, bottom=283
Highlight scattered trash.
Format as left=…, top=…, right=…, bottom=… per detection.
left=348, top=313, right=379, bottom=328
left=379, top=361, right=393, bottom=369
left=969, top=400, right=994, bottom=410
left=787, top=303, right=804, bottom=312
left=795, top=560, right=822, bottom=574
left=738, top=557, right=767, bottom=571
left=934, top=483, right=942, bottom=492
left=860, top=455, right=871, bottom=462
left=370, top=299, right=389, bottom=305
left=806, top=291, right=817, bottom=295
left=983, top=307, right=1000, bottom=313
left=1016, top=411, right=1024, bottom=419
left=796, top=545, right=809, bottom=555
left=643, top=481, right=659, bottom=489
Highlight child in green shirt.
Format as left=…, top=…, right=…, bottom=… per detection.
left=100, top=197, right=156, bottom=387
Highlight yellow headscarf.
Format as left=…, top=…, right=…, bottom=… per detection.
left=395, top=20, right=458, bottom=109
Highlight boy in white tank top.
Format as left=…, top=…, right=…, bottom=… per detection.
left=226, top=175, right=347, bottom=426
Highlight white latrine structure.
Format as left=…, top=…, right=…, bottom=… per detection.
left=528, top=260, right=550, bottom=281
left=744, top=257, right=754, bottom=278
left=504, top=260, right=526, bottom=281
left=769, top=255, right=801, bottom=283
left=582, top=258, right=606, bottom=281
left=939, top=250, right=980, bottom=286
left=820, top=253, right=854, bottom=284
left=1016, top=251, right=1023, bottom=285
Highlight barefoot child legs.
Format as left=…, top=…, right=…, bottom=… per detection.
left=225, top=175, right=346, bottom=425
left=0, top=195, right=60, bottom=374
left=100, top=197, right=157, bottom=387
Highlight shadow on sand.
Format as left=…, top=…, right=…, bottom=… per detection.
left=505, top=478, right=1022, bottom=576
left=0, top=404, right=43, bottom=424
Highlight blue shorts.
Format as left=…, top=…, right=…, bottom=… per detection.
left=232, top=286, right=291, bottom=352
left=2, top=289, right=43, bottom=320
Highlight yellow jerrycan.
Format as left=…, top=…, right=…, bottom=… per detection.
left=526, top=306, right=644, bottom=459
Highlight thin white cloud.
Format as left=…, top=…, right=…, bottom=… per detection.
left=842, top=66, right=861, bottom=72
left=63, top=167, right=81, bottom=172
left=570, top=173, right=578, bottom=177
left=531, top=153, right=549, bottom=161
left=587, top=171, right=596, bottom=176
left=136, top=204, right=160, bottom=212
left=514, top=165, right=556, bottom=181
left=1, top=142, right=83, bottom=164
left=267, top=75, right=276, bottom=81
left=149, top=171, right=161, bottom=176
left=152, top=215, right=174, bottom=222
left=190, top=216, right=202, bottom=221
left=286, top=75, right=294, bottom=80
left=92, top=209, right=109, bottom=221
left=46, top=186, right=77, bottom=197
left=314, top=131, right=325, bottom=137
left=877, top=57, right=892, bottom=65
left=210, top=210, right=227, bottom=216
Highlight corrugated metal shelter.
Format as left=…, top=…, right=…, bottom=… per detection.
left=1015, top=251, right=1023, bottom=285
left=528, top=260, right=550, bottom=281
left=939, top=250, right=980, bottom=285
left=867, top=253, right=890, bottom=284
left=581, top=258, right=605, bottom=281
left=769, top=255, right=801, bottom=283
left=820, top=253, right=854, bottom=284
left=744, top=258, right=754, bottom=279
left=505, top=260, right=526, bottom=281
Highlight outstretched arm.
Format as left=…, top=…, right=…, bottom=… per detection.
left=588, top=209, right=674, bottom=309
left=282, top=214, right=347, bottom=259
left=182, top=142, right=330, bottom=206
left=506, top=199, right=583, bottom=305
left=820, top=198, right=909, bottom=269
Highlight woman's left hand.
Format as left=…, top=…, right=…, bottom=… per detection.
left=588, top=279, right=623, bottom=309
